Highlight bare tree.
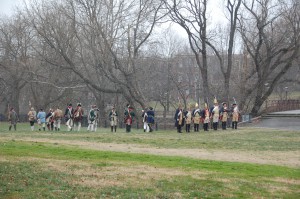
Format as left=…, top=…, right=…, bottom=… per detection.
left=25, top=0, right=165, bottom=109
left=0, top=15, right=32, bottom=114
left=238, top=0, right=300, bottom=116
left=207, top=0, right=242, bottom=101
left=163, top=0, right=211, bottom=101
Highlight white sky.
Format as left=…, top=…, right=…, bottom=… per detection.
left=0, top=0, right=24, bottom=16
left=0, top=0, right=228, bottom=39
left=0, top=0, right=227, bottom=20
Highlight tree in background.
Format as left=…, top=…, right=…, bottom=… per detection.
left=238, top=0, right=300, bottom=116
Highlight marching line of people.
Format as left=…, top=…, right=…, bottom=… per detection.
left=20, top=103, right=138, bottom=133
left=175, top=98, right=240, bottom=133
left=8, top=99, right=239, bottom=133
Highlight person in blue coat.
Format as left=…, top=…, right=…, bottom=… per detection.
left=146, top=107, right=155, bottom=132
left=37, top=108, right=46, bottom=131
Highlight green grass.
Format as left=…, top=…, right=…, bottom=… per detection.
left=0, top=122, right=300, bottom=198
left=1, top=122, right=299, bottom=151
left=0, top=140, right=299, bottom=178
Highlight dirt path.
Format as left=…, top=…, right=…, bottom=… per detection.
left=2, top=137, right=299, bottom=168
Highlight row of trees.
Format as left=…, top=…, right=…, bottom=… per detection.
left=0, top=0, right=299, bottom=117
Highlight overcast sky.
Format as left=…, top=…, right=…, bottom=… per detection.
left=0, top=0, right=23, bottom=16
left=0, top=0, right=226, bottom=20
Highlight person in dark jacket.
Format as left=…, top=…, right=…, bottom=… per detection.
left=174, top=104, right=185, bottom=133
left=146, top=107, right=155, bottom=132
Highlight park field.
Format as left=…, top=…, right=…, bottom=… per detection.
left=0, top=123, right=299, bottom=198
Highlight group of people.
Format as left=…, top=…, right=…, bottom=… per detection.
left=174, top=98, right=240, bottom=133
left=25, top=103, right=88, bottom=132
left=8, top=99, right=239, bottom=133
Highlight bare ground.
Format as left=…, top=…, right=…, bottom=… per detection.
left=1, top=137, right=299, bottom=168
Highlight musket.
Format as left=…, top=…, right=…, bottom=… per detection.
left=7, top=103, right=10, bottom=119
left=233, top=97, right=237, bottom=105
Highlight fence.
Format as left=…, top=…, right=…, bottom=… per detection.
left=265, top=99, right=300, bottom=113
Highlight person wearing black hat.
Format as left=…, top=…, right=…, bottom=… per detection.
left=220, top=102, right=229, bottom=130
left=74, top=103, right=84, bottom=131
left=146, top=107, right=155, bottom=132
left=65, top=103, right=74, bottom=131
left=109, top=107, right=118, bottom=132
left=87, top=105, right=97, bottom=132
left=124, top=104, right=135, bottom=133
left=174, top=104, right=185, bottom=133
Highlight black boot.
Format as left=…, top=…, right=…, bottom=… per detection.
left=43, top=127, right=45, bottom=131
left=9, top=125, right=12, bottom=131
left=204, top=123, right=208, bottom=131
left=111, top=126, right=113, bottom=132
left=114, top=126, right=117, bottom=132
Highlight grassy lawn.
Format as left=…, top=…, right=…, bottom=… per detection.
left=0, top=122, right=299, bottom=198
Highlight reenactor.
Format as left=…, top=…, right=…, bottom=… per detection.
left=231, top=103, right=240, bottom=129
left=53, top=106, right=63, bottom=131
left=109, top=107, right=118, bottom=132
left=146, top=107, right=155, bottom=132
left=211, top=97, right=220, bottom=130
left=174, top=104, right=185, bottom=133
left=192, top=103, right=201, bottom=132
left=202, top=103, right=210, bottom=131
left=220, top=102, right=229, bottom=130
left=124, top=104, right=135, bottom=133
left=185, top=105, right=192, bottom=133
left=73, top=103, right=84, bottom=131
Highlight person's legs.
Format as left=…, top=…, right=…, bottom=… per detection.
left=57, top=120, right=61, bottom=131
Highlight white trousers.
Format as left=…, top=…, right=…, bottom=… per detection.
left=66, top=119, right=73, bottom=131
left=74, top=122, right=81, bottom=131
